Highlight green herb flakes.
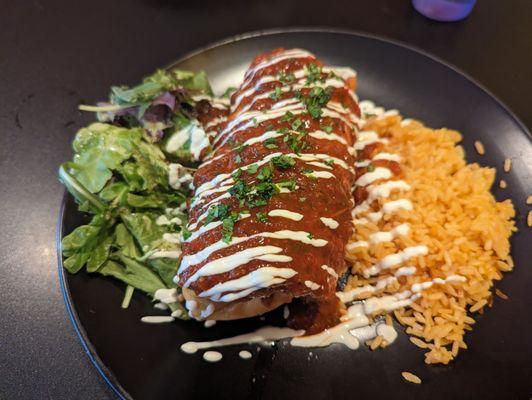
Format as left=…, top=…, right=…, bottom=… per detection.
left=256, top=212, right=268, bottom=222
left=272, top=154, right=295, bottom=169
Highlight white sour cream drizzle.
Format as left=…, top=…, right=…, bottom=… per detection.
left=320, top=217, right=339, bottom=229
left=203, top=351, right=223, bottom=362
left=141, top=316, right=174, bottom=324
left=382, top=199, right=413, bottom=214
left=369, top=223, right=410, bottom=244
left=355, top=167, right=392, bottom=186
left=179, top=230, right=327, bottom=273
left=304, top=170, right=336, bottom=179
left=153, top=302, right=168, bottom=311
left=242, top=49, right=314, bottom=87
left=364, top=245, right=428, bottom=277
left=239, top=350, right=252, bottom=359
left=268, top=209, right=304, bottom=221
left=200, top=267, right=298, bottom=302
left=154, top=288, right=180, bottom=304
left=353, top=130, right=388, bottom=150
left=148, top=250, right=182, bottom=259
left=183, top=246, right=292, bottom=287
left=321, top=264, right=338, bottom=278
left=304, top=281, right=321, bottom=290
left=180, top=326, right=304, bottom=354
left=204, top=320, right=216, bottom=328
left=291, top=304, right=396, bottom=350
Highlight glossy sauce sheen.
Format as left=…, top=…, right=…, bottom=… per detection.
left=177, top=49, right=360, bottom=330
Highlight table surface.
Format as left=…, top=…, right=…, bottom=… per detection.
left=1, top=0, right=530, bottom=398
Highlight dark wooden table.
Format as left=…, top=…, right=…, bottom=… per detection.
left=1, top=0, right=530, bottom=398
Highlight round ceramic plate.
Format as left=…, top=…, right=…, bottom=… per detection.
left=58, top=29, right=532, bottom=400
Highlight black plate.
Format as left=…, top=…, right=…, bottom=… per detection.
left=58, top=29, right=532, bottom=400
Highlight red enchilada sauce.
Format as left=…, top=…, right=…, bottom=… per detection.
left=178, top=48, right=399, bottom=333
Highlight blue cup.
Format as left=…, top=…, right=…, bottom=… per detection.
left=412, top=0, right=477, bottom=22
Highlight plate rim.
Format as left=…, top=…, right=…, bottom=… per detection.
left=169, top=27, right=530, bottom=138
left=56, top=27, right=532, bottom=400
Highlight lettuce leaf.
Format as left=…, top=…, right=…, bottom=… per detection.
left=70, top=123, right=143, bottom=193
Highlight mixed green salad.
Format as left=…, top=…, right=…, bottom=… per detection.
left=59, top=68, right=215, bottom=316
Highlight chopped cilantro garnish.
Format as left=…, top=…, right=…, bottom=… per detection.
left=321, top=124, right=333, bottom=133
left=246, top=163, right=259, bottom=174
left=232, top=168, right=243, bottom=179
left=235, top=154, right=242, bottom=164
left=305, top=63, right=325, bottom=85
left=277, top=180, right=297, bottom=191
left=181, top=226, right=192, bottom=240
left=229, top=180, right=250, bottom=204
left=257, top=165, right=273, bottom=181
left=325, top=159, right=335, bottom=167
left=291, top=118, right=303, bottom=131
left=297, top=86, right=332, bottom=119
left=252, top=117, right=258, bottom=126
left=307, top=233, right=314, bottom=240
left=299, top=197, right=307, bottom=203
left=264, top=137, right=278, bottom=149
left=233, top=141, right=246, bottom=152
left=251, top=182, right=279, bottom=206
left=367, top=164, right=376, bottom=172
left=279, top=71, right=296, bottom=84
left=204, top=203, right=231, bottom=225
left=256, top=212, right=268, bottom=222
left=272, top=154, right=295, bottom=169
left=229, top=178, right=280, bottom=209
left=280, top=111, right=295, bottom=122
left=303, top=170, right=317, bottom=180
left=269, top=86, right=283, bottom=101
left=283, top=130, right=308, bottom=155
left=221, top=212, right=240, bottom=243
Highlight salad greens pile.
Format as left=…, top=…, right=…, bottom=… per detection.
left=81, top=68, right=213, bottom=161
left=60, top=68, right=214, bottom=316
